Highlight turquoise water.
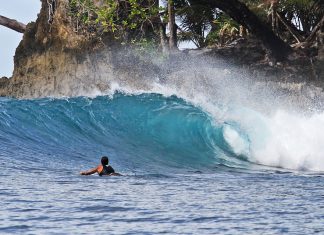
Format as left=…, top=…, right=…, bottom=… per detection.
left=1, top=94, right=324, bottom=234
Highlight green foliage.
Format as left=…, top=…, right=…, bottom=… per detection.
left=95, top=2, right=119, bottom=33
left=278, top=0, right=323, bottom=32
left=177, top=2, right=215, bottom=48
left=68, top=0, right=97, bottom=35
left=241, top=0, right=323, bottom=33
left=68, top=0, right=161, bottom=42
left=206, top=14, right=240, bottom=46
left=68, top=0, right=323, bottom=48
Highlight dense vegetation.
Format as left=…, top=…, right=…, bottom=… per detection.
left=68, top=0, right=323, bottom=59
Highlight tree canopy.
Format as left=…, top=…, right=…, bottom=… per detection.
left=2, top=0, right=322, bottom=60
left=67, top=0, right=323, bottom=58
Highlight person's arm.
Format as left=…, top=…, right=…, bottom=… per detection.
left=80, top=166, right=98, bottom=175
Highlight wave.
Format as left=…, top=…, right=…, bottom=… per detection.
left=1, top=91, right=324, bottom=173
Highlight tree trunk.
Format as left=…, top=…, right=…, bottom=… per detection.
left=168, top=0, right=177, bottom=50
left=271, top=0, right=279, bottom=34
left=201, top=0, right=292, bottom=61
left=159, top=22, right=169, bottom=54
left=0, top=15, right=26, bottom=33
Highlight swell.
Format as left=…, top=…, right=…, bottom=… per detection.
left=0, top=94, right=249, bottom=174
left=2, top=92, right=324, bottom=173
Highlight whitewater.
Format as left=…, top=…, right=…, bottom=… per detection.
left=1, top=55, right=324, bottom=234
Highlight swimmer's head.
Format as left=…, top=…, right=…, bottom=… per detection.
left=101, top=156, right=109, bottom=166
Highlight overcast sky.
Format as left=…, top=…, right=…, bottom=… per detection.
left=0, top=1, right=41, bottom=77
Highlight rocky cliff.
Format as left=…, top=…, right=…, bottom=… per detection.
left=0, top=0, right=159, bottom=98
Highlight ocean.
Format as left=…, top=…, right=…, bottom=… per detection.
left=1, top=91, right=324, bottom=234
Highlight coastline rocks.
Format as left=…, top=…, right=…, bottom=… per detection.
left=0, top=0, right=162, bottom=98
left=0, top=77, right=9, bottom=96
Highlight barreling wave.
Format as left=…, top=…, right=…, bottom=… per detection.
left=1, top=91, right=324, bottom=173
left=0, top=94, right=244, bottom=174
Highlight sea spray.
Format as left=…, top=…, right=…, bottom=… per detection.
left=2, top=52, right=324, bottom=171
left=250, top=110, right=324, bottom=171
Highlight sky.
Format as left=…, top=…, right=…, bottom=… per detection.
left=0, top=1, right=41, bottom=77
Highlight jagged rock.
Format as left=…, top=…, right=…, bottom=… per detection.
left=0, top=0, right=159, bottom=98
left=0, top=77, right=9, bottom=92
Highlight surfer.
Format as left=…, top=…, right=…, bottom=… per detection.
left=80, top=156, right=121, bottom=176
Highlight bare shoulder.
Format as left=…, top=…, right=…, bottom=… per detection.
left=97, top=165, right=103, bottom=173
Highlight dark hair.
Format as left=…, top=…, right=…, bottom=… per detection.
left=101, top=156, right=109, bottom=166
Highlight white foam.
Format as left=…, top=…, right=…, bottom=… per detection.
left=249, top=110, right=324, bottom=171
left=223, top=125, right=249, bottom=157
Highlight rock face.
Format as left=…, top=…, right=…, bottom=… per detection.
left=0, top=0, right=98, bottom=97
left=0, top=0, right=156, bottom=98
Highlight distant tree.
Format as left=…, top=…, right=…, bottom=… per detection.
left=67, top=0, right=323, bottom=59
left=176, top=0, right=215, bottom=48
